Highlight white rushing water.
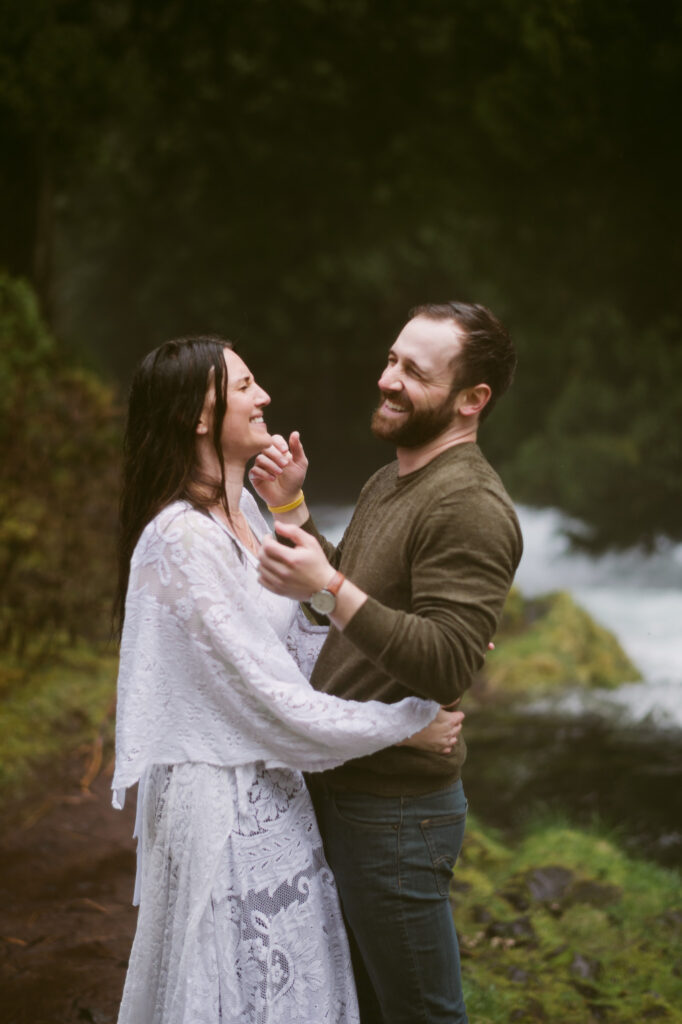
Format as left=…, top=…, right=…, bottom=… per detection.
left=513, top=506, right=682, bottom=728
left=311, top=503, right=682, bottom=729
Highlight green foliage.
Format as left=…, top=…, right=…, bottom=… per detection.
left=0, top=644, right=117, bottom=802
left=503, top=307, right=682, bottom=548
left=480, top=587, right=641, bottom=699
left=0, top=274, right=121, bottom=657
left=0, top=273, right=54, bottom=411
left=456, top=815, right=682, bottom=1022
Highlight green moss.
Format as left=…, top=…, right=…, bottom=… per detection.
left=0, top=645, right=117, bottom=802
left=453, top=816, right=682, bottom=1022
left=481, top=588, right=641, bottom=699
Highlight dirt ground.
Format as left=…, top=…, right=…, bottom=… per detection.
left=0, top=755, right=138, bottom=1024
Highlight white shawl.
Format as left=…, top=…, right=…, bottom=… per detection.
left=113, top=497, right=436, bottom=809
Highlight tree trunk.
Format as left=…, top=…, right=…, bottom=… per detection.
left=33, top=148, right=54, bottom=327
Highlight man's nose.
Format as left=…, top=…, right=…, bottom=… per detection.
left=378, top=366, right=403, bottom=391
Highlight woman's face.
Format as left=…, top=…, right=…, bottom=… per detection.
left=220, top=348, right=272, bottom=459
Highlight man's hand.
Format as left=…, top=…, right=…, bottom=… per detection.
left=399, top=707, right=465, bottom=755
left=250, top=431, right=308, bottom=509
left=258, top=522, right=333, bottom=600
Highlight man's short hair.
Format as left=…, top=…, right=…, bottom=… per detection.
left=409, top=301, right=516, bottom=421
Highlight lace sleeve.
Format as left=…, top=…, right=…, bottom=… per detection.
left=113, top=505, right=437, bottom=803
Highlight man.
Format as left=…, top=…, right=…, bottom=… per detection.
left=254, top=302, right=523, bottom=1023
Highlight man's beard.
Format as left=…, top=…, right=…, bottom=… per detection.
left=371, top=391, right=456, bottom=447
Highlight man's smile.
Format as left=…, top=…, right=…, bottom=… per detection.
left=380, top=396, right=411, bottom=415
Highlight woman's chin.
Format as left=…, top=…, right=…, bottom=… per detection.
left=252, top=429, right=274, bottom=452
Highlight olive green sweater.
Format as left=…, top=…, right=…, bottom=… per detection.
left=306, top=442, right=522, bottom=795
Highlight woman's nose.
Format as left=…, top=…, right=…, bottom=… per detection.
left=257, top=386, right=271, bottom=406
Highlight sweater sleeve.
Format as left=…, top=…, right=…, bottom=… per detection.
left=301, top=516, right=343, bottom=567
left=341, top=490, right=522, bottom=705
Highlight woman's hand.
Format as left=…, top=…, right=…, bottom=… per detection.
left=399, top=706, right=465, bottom=755
left=249, top=431, right=308, bottom=509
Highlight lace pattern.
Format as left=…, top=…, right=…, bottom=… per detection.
left=119, top=763, right=357, bottom=1024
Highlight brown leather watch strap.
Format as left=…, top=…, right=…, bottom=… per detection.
left=325, top=570, right=345, bottom=596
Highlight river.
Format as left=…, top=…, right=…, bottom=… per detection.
left=311, top=503, right=682, bottom=866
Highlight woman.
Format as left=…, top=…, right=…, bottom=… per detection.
left=113, top=336, right=462, bottom=1024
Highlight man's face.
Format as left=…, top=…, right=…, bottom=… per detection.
left=371, top=315, right=464, bottom=447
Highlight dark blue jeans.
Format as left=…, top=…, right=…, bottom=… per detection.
left=310, top=779, right=469, bottom=1024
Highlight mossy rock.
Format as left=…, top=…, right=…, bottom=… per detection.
left=479, top=588, right=641, bottom=700
left=454, top=816, right=682, bottom=1023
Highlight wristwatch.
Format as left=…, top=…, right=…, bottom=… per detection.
left=309, top=571, right=345, bottom=615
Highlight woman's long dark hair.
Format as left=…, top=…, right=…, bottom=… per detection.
left=114, top=335, right=232, bottom=637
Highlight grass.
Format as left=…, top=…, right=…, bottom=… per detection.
left=0, top=644, right=117, bottom=803
left=454, top=814, right=682, bottom=1022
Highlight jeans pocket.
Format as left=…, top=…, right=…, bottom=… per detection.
left=420, top=808, right=467, bottom=897
left=331, top=793, right=400, bottom=831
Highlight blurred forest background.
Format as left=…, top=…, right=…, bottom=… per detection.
left=1, top=0, right=682, bottom=657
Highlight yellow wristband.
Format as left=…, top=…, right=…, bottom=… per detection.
left=267, top=491, right=305, bottom=514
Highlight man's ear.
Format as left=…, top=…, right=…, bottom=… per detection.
left=455, top=383, right=491, bottom=419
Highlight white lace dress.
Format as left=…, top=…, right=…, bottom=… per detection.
left=113, top=495, right=436, bottom=1024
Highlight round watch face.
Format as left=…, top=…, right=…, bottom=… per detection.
left=310, top=589, right=336, bottom=615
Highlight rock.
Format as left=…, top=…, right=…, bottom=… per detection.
left=487, top=915, right=536, bottom=944
left=478, top=589, right=641, bottom=701
left=527, top=865, right=575, bottom=904
left=567, top=879, right=622, bottom=907
left=570, top=953, right=602, bottom=980
left=510, top=1001, right=548, bottom=1022
left=500, top=879, right=531, bottom=911
left=508, top=966, right=530, bottom=983
left=502, top=867, right=621, bottom=920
